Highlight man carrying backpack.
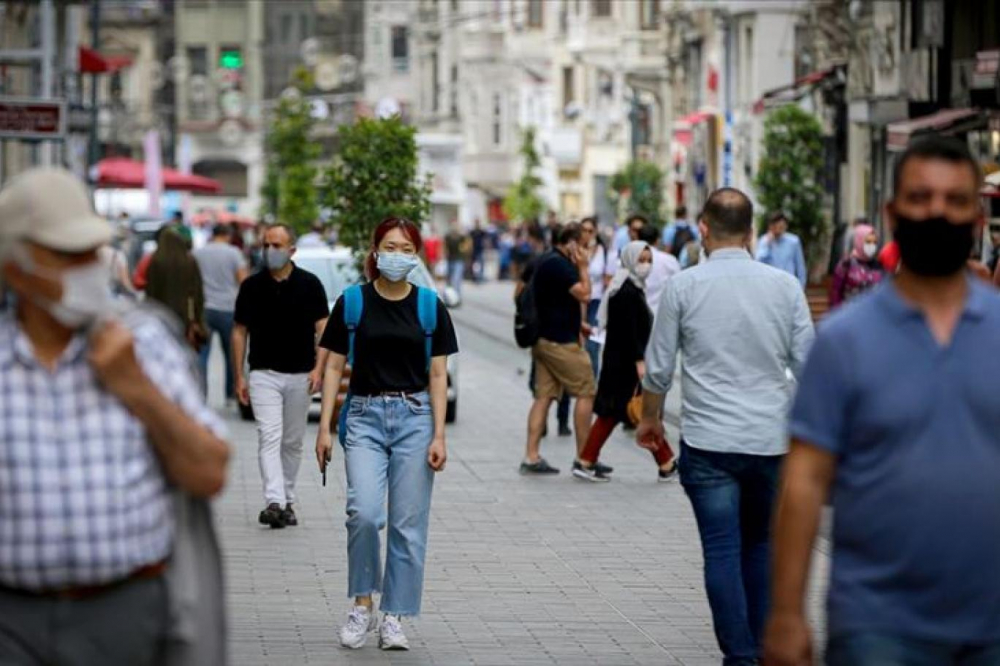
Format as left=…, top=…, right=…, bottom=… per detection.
left=662, top=206, right=701, bottom=268
left=518, top=223, right=594, bottom=475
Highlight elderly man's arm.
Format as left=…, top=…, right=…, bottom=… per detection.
left=89, top=322, right=230, bottom=498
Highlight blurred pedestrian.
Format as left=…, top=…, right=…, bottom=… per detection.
left=756, top=211, right=807, bottom=288
left=194, top=224, right=249, bottom=401
left=299, top=221, right=327, bottom=248
left=638, top=224, right=680, bottom=313
left=445, top=220, right=467, bottom=297
left=766, top=137, right=1000, bottom=666
left=315, top=218, right=458, bottom=651
left=232, top=224, right=329, bottom=529
left=829, top=223, right=884, bottom=308
left=580, top=216, right=611, bottom=375
left=248, top=220, right=268, bottom=272
left=145, top=228, right=208, bottom=352
left=470, top=218, right=486, bottom=282
left=575, top=241, right=675, bottom=482
left=662, top=205, right=701, bottom=266
left=98, top=226, right=136, bottom=298
left=520, top=223, right=595, bottom=475
left=640, top=188, right=814, bottom=665
left=0, top=168, right=229, bottom=666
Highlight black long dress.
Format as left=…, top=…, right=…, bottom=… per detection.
left=593, top=280, right=652, bottom=423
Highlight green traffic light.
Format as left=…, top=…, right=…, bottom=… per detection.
left=220, top=51, right=243, bottom=69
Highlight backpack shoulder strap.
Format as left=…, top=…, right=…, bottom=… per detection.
left=416, top=287, right=438, bottom=372
left=342, top=284, right=364, bottom=365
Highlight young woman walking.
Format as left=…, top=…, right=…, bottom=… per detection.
left=315, top=218, right=458, bottom=651
left=572, top=240, right=676, bottom=482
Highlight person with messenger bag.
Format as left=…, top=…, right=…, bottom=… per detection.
left=315, top=217, right=458, bottom=651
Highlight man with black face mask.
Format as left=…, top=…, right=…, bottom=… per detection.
left=766, top=137, right=1000, bottom=666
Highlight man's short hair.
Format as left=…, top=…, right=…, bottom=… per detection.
left=892, top=135, right=982, bottom=194
left=556, top=222, right=582, bottom=246
left=767, top=210, right=788, bottom=226
left=626, top=213, right=648, bottom=227
left=267, top=223, right=297, bottom=246
left=701, top=188, right=753, bottom=239
left=675, top=206, right=687, bottom=219
left=212, top=224, right=231, bottom=237
left=638, top=224, right=659, bottom=245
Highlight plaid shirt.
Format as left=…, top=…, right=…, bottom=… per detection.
left=0, top=310, right=226, bottom=591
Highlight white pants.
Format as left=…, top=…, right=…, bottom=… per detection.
left=249, top=370, right=310, bottom=507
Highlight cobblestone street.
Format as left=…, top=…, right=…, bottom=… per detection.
left=214, top=283, right=828, bottom=666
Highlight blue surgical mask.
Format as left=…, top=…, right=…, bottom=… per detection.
left=376, top=252, right=419, bottom=282
left=265, top=247, right=292, bottom=271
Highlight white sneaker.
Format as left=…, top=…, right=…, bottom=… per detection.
left=339, top=605, right=376, bottom=649
left=378, top=614, right=410, bottom=651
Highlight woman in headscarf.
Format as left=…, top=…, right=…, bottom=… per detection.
left=829, top=224, right=885, bottom=308
left=146, top=226, right=207, bottom=350
left=572, top=240, right=676, bottom=483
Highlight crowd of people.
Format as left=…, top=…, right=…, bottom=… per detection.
left=0, top=133, right=998, bottom=666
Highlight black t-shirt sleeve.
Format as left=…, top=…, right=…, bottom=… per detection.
left=431, top=299, right=459, bottom=357
left=306, top=274, right=330, bottom=322
left=554, top=256, right=580, bottom=292
left=233, top=279, right=254, bottom=326
left=520, top=258, right=536, bottom=283
left=319, top=295, right=348, bottom=355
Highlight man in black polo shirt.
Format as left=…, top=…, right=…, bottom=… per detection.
left=521, top=223, right=594, bottom=475
left=233, top=224, right=329, bottom=528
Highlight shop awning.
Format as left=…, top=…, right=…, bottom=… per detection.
left=672, top=111, right=715, bottom=146
left=190, top=210, right=256, bottom=227
left=886, top=108, right=982, bottom=151
left=94, top=157, right=222, bottom=194
left=753, top=66, right=844, bottom=114
left=79, top=46, right=133, bottom=74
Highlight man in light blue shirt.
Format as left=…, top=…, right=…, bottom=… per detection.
left=756, top=211, right=807, bottom=287
left=638, top=188, right=814, bottom=666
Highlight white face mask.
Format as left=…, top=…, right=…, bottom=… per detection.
left=634, top=263, right=652, bottom=280
left=12, top=245, right=114, bottom=329
left=863, top=243, right=878, bottom=259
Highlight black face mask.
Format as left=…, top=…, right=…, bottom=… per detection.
left=893, top=212, right=976, bottom=277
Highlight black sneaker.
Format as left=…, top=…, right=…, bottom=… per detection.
left=658, top=462, right=678, bottom=483
left=282, top=504, right=298, bottom=526
left=593, top=461, right=614, bottom=475
left=557, top=424, right=573, bottom=437
left=259, top=503, right=286, bottom=529
left=519, top=458, right=560, bottom=475
left=572, top=460, right=611, bottom=483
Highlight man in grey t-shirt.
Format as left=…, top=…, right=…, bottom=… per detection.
left=194, top=224, right=248, bottom=400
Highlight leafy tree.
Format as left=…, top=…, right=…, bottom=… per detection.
left=755, top=105, right=826, bottom=271
left=609, top=161, right=666, bottom=227
left=322, top=116, right=431, bottom=256
left=503, top=127, right=546, bottom=223
left=259, top=71, right=320, bottom=232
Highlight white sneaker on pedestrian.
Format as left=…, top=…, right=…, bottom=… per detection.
left=339, top=605, right=376, bottom=649
left=378, top=614, right=410, bottom=651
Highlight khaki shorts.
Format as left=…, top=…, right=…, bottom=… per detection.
left=533, top=338, right=596, bottom=400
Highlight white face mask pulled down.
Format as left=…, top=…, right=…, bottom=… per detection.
left=11, top=244, right=115, bottom=329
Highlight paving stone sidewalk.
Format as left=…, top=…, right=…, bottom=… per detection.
left=213, top=282, right=828, bottom=665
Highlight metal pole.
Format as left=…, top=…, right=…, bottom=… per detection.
left=87, top=0, right=101, bottom=174
left=39, top=0, right=54, bottom=165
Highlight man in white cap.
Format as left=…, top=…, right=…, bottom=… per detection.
left=0, top=168, right=230, bottom=665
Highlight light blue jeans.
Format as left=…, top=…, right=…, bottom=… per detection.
left=344, top=391, right=435, bottom=616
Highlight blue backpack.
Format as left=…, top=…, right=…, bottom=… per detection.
left=337, top=284, right=438, bottom=446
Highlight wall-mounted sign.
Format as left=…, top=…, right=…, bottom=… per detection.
left=0, top=97, right=66, bottom=140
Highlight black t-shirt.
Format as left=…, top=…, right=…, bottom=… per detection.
left=529, top=250, right=582, bottom=344
left=320, top=283, right=459, bottom=396
left=234, top=265, right=329, bottom=373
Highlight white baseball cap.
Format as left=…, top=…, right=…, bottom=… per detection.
left=0, top=167, right=112, bottom=253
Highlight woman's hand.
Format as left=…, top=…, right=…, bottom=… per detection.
left=316, top=429, right=333, bottom=472
left=428, top=436, right=447, bottom=472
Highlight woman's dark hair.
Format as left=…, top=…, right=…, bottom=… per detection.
left=580, top=216, right=606, bottom=250
left=366, top=217, right=424, bottom=280
left=146, top=228, right=202, bottom=323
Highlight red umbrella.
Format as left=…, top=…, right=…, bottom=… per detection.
left=93, top=157, right=222, bottom=194
left=190, top=210, right=256, bottom=227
